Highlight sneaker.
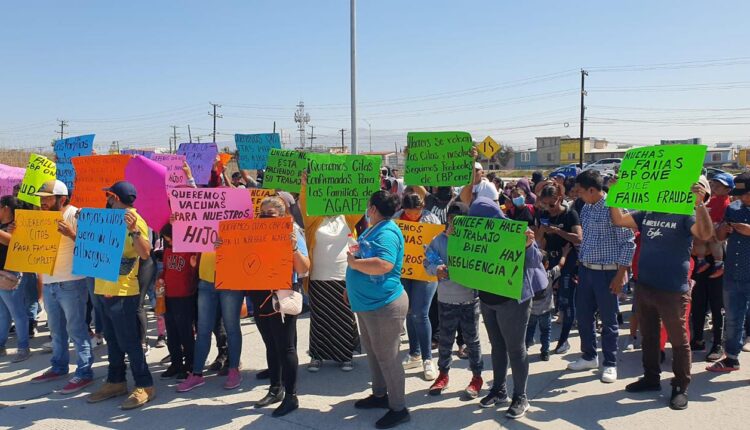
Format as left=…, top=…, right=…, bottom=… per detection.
left=464, top=375, right=483, bottom=399
left=567, top=356, right=598, bottom=371
left=308, top=359, right=322, bottom=373
left=31, top=370, right=67, bottom=384
left=218, top=360, right=231, bottom=376
left=120, top=387, right=155, bottom=410
left=457, top=345, right=469, bottom=360
left=208, top=356, right=226, bottom=372
left=506, top=395, right=530, bottom=419
left=161, top=365, right=181, bottom=379
left=176, top=371, right=189, bottom=382
left=690, top=339, right=706, bottom=352
left=743, top=337, right=750, bottom=353
left=423, top=360, right=436, bottom=381
left=601, top=366, right=617, bottom=383
left=375, top=408, right=410, bottom=429
left=354, top=394, right=389, bottom=409
left=554, top=341, right=570, bottom=355
left=706, top=357, right=740, bottom=373
left=340, top=361, right=354, bottom=372
left=479, top=388, right=508, bottom=408
left=625, top=378, right=661, bottom=393
left=624, top=336, right=639, bottom=351
left=60, top=377, right=94, bottom=394
left=87, top=382, right=128, bottom=403
left=223, top=368, right=242, bottom=390
left=176, top=374, right=205, bottom=392
left=12, top=348, right=31, bottom=363
left=155, top=335, right=166, bottom=349
left=706, top=345, right=723, bottom=362
left=540, top=351, right=550, bottom=361
left=669, top=386, right=688, bottom=410
left=402, top=354, right=422, bottom=370
left=428, top=372, right=449, bottom=396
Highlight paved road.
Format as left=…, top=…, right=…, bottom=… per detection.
left=1, top=300, right=748, bottom=430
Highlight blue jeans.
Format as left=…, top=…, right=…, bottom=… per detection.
left=193, top=280, right=244, bottom=373
left=21, top=273, right=40, bottom=322
left=0, top=275, right=28, bottom=349
left=723, top=278, right=750, bottom=358
left=576, top=266, right=620, bottom=367
left=85, top=277, right=103, bottom=333
left=44, top=279, right=94, bottom=379
left=403, top=278, right=437, bottom=360
left=526, top=311, right=553, bottom=353
left=99, top=294, right=153, bottom=387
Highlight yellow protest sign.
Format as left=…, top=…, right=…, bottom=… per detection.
left=4, top=210, right=63, bottom=275
left=250, top=188, right=276, bottom=217
left=395, top=220, right=445, bottom=282
left=477, top=136, right=500, bottom=159
left=18, top=154, right=57, bottom=207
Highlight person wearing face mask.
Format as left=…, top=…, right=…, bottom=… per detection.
left=87, top=181, right=154, bottom=410
left=506, top=187, right=535, bottom=227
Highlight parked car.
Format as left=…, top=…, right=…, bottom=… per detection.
left=549, top=164, right=581, bottom=179
left=583, top=158, right=622, bottom=174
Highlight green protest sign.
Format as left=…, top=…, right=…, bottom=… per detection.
left=18, top=154, right=57, bottom=207
left=606, top=144, right=707, bottom=215
left=263, top=149, right=307, bottom=193
left=404, top=131, right=473, bottom=187
left=306, top=153, right=380, bottom=216
left=447, top=216, right=526, bottom=300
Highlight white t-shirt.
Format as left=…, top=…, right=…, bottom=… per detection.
left=311, top=216, right=351, bottom=281
left=44, top=205, right=85, bottom=284
left=473, top=178, right=499, bottom=201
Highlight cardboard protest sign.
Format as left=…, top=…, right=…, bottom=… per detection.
left=447, top=216, right=527, bottom=300
left=262, top=149, right=306, bottom=193
left=249, top=188, right=276, bottom=217
left=176, top=143, right=218, bottom=185
left=72, top=209, right=127, bottom=282
left=405, top=131, right=473, bottom=187
left=125, top=155, right=170, bottom=232
left=120, top=149, right=155, bottom=158
left=70, top=155, right=130, bottom=208
left=54, top=134, right=94, bottom=191
left=218, top=152, right=233, bottom=169
left=18, top=154, right=57, bottom=207
left=0, top=164, right=26, bottom=197
left=305, top=154, right=380, bottom=216
left=4, top=210, right=63, bottom=275
left=235, top=133, right=281, bottom=171
left=150, top=153, right=188, bottom=189
left=169, top=188, right=254, bottom=252
left=215, top=217, right=293, bottom=290
left=606, top=144, right=707, bottom=216
left=395, top=220, right=444, bottom=282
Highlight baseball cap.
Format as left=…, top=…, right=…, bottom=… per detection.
left=710, top=172, right=735, bottom=189
left=103, top=181, right=137, bottom=205
left=34, top=180, right=68, bottom=197
left=697, top=175, right=712, bottom=203
left=474, top=162, right=483, bottom=170
left=731, top=172, right=750, bottom=196
left=550, top=171, right=566, bottom=180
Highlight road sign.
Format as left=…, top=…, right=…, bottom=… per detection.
left=477, top=136, right=500, bottom=158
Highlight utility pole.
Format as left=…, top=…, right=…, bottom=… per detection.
left=273, top=121, right=276, bottom=134
left=350, top=0, right=358, bottom=155
left=188, top=125, right=193, bottom=143
left=294, top=101, right=311, bottom=148
left=170, top=125, right=179, bottom=153
left=308, top=125, right=317, bottom=149
left=579, top=69, right=588, bottom=169
left=56, top=119, right=68, bottom=140
left=196, top=136, right=201, bottom=143
left=209, top=102, right=222, bottom=143
left=340, top=129, right=346, bottom=152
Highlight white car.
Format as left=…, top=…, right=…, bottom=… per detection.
left=583, top=158, right=621, bottom=175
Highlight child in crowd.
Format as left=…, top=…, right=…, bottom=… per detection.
left=526, top=244, right=569, bottom=361
left=695, top=172, right=734, bottom=278
left=158, top=223, right=199, bottom=381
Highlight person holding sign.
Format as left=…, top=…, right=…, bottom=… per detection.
left=347, top=190, right=410, bottom=430
left=0, top=196, right=30, bottom=363
left=27, top=180, right=95, bottom=394
left=608, top=176, right=712, bottom=410
left=87, top=181, right=154, bottom=410
left=568, top=170, right=635, bottom=384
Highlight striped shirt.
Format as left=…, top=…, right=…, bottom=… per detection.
left=579, top=195, right=636, bottom=267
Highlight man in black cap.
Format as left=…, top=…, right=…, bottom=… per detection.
left=87, top=181, right=155, bottom=410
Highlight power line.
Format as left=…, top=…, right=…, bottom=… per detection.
left=209, top=102, right=222, bottom=143
left=56, top=119, right=68, bottom=140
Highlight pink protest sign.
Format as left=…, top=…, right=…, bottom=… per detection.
left=150, top=153, right=188, bottom=189
left=0, top=164, right=26, bottom=197
left=168, top=187, right=253, bottom=252
left=125, top=155, right=171, bottom=232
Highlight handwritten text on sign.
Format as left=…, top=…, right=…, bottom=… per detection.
left=395, top=220, right=444, bottom=282
left=72, top=209, right=127, bottom=282
left=405, top=131, right=474, bottom=187
left=305, top=154, right=381, bottom=216
left=0, top=164, right=25, bottom=197
left=215, top=217, right=293, bottom=290
left=606, top=144, right=707, bottom=216
left=447, top=216, right=527, bottom=300
left=169, top=188, right=254, bottom=252
left=5, top=210, right=63, bottom=275
left=235, top=133, right=281, bottom=171
left=177, top=143, right=218, bottom=185
left=150, top=153, right=188, bottom=189
left=54, top=134, right=94, bottom=191
left=70, top=155, right=129, bottom=208
left=18, top=154, right=57, bottom=207
left=263, top=149, right=307, bottom=193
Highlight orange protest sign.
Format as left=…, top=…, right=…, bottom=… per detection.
left=249, top=188, right=276, bottom=217
left=395, top=220, right=445, bottom=282
left=215, top=217, right=293, bottom=291
left=218, top=152, right=233, bottom=168
left=70, top=155, right=130, bottom=208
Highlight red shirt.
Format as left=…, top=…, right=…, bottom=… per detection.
left=706, top=194, right=730, bottom=224
left=160, top=247, right=199, bottom=297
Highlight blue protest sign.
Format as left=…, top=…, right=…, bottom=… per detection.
left=176, top=143, right=219, bottom=185
left=54, top=134, right=94, bottom=191
left=72, top=209, right=126, bottom=282
left=234, top=133, right=281, bottom=170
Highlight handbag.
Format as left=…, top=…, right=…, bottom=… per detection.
left=272, top=282, right=304, bottom=320
left=0, top=270, right=21, bottom=291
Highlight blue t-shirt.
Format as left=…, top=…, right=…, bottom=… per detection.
left=632, top=211, right=695, bottom=293
left=346, top=220, right=405, bottom=312
left=724, top=200, right=750, bottom=281
left=293, top=224, right=309, bottom=284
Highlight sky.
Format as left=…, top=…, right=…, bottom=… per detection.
left=2, top=0, right=750, bottom=154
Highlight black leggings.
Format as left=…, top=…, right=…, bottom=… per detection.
left=255, top=312, right=298, bottom=394
left=136, top=257, right=156, bottom=345
left=165, top=296, right=196, bottom=370
left=691, top=275, right=723, bottom=346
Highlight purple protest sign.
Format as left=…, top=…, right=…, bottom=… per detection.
left=120, top=149, right=156, bottom=158
left=150, top=153, right=188, bottom=189
left=125, top=155, right=171, bottom=232
left=176, top=143, right=218, bottom=185
left=0, top=164, right=26, bottom=197
left=169, top=187, right=253, bottom=252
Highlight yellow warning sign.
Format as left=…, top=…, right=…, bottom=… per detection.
left=477, top=136, right=500, bottom=158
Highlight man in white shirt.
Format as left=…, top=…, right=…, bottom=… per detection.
left=460, top=162, right=499, bottom=205
left=29, top=180, right=94, bottom=394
